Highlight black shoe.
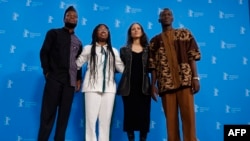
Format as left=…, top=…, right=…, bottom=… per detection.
left=127, top=131, right=135, bottom=141
left=140, top=131, right=147, bottom=141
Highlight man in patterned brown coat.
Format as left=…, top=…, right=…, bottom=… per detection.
left=149, top=8, right=201, bottom=141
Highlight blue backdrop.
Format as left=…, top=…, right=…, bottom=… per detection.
left=0, top=0, right=250, bottom=141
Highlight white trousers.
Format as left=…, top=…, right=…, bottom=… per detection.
left=85, top=92, right=116, bottom=141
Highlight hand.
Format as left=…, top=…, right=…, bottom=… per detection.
left=75, top=80, right=82, bottom=92
left=192, top=79, right=200, bottom=94
left=151, top=85, right=158, bottom=102
left=45, top=72, right=49, bottom=78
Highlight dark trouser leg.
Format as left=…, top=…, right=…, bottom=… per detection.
left=54, top=85, right=75, bottom=141
left=178, top=88, right=197, bottom=141
left=38, top=78, right=62, bottom=141
left=127, top=131, right=135, bottom=141
left=140, top=131, right=148, bottom=141
left=161, top=93, right=180, bottom=141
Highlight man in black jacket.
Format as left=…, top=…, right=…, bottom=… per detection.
left=38, top=6, right=82, bottom=141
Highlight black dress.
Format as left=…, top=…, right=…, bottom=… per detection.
left=122, top=51, right=151, bottom=132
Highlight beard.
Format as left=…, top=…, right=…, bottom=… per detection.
left=65, top=22, right=77, bottom=29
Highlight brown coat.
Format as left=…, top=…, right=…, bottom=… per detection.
left=148, top=28, right=201, bottom=95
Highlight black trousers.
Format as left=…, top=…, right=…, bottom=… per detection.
left=38, top=77, right=75, bottom=141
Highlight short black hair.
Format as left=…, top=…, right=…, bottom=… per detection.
left=159, top=8, right=172, bottom=17
left=64, top=6, right=77, bottom=19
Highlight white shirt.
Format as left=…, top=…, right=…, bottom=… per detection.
left=76, top=43, right=124, bottom=93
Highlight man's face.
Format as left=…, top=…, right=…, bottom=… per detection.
left=64, top=11, right=78, bottom=25
left=159, top=9, right=173, bottom=26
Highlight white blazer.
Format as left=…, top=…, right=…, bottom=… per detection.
left=76, top=43, right=124, bottom=93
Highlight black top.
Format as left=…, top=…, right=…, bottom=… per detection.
left=130, top=51, right=143, bottom=95
left=40, top=27, right=83, bottom=85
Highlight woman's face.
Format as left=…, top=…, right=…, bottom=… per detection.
left=130, top=23, right=143, bottom=39
left=97, top=25, right=109, bottom=42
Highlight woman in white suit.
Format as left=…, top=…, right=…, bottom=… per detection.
left=76, top=24, right=124, bottom=141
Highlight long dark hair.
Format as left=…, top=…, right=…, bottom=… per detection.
left=126, top=22, right=149, bottom=47
left=89, top=24, right=116, bottom=82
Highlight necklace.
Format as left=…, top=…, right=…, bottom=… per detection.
left=132, top=45, right=143, bottom=53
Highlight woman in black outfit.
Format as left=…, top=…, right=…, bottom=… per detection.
left=118, top=23, right=151, bottom=141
